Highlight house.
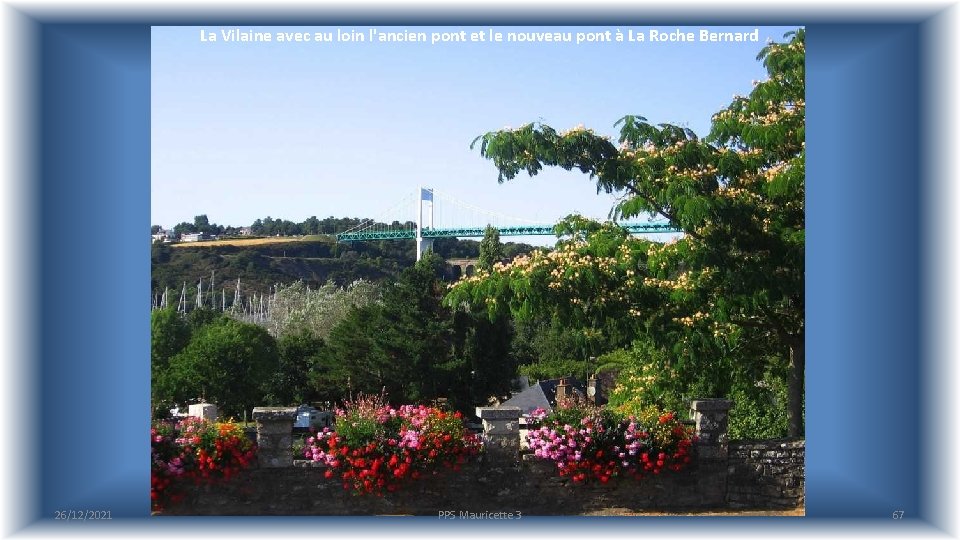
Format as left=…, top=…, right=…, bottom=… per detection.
left=181, top=232, right=208, bottom=242
left=499, top=376, right=607, bottom=417
left=151, top=229, right=171, bottom=243
left=499, top=376, right=608, bottom=451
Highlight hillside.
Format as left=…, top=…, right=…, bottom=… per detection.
left=151, top=235, right=537, bottom=299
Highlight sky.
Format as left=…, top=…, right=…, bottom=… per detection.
left=152, top=25, right=800, bottom=244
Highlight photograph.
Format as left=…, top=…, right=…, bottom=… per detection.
left=149, top=24, right=805, bottom=517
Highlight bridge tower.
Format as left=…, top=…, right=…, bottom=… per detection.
left=416, top=186, right=434, bottom=261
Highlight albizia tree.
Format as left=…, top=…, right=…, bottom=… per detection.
left=447, top=29, right=804, bottom=436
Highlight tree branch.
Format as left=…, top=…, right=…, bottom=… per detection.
left=622, top=183, right=704, bottom=241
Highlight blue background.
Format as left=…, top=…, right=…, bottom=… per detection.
left=12, top=8, right=952, bottom=537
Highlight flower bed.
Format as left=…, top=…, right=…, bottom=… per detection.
left=151, top=417, right=256, bottom=512
left=303, top=395, right=481, bottom=495
left=526, top=404, right=694, bottom=484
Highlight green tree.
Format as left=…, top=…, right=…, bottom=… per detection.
left=151, top=308, right=191, bottom=417
left=194, top=214, right=210, bottom=234
left=376, top=253, right=452, bottom=402
left=303, top=216, right=321, bottom=235
left=263, top=331, right=325, bottom=406
left=151, top=308, right=191, bottom=371
left=478, top=225, right=504, bottom=272
left=172, top=221, right=196, bottom=238
left=512, top=315, right=601, bottom=381
left=451, top=307, right=517, bottom=408
left=311, top=305, right=391, bottom=401
left=312, top=254, right=452, bottom=404
left=187, top=307, right=221, bottom=331
left=458, top=30, right=805, bottom=436
left=163, top=317, right=279, bottom=418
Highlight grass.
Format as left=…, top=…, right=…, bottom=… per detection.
left=170, top=235, right=331, bottom=248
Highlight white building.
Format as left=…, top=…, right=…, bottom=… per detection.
left=181, top=232, right=208, bottom=242
left=151, top=229, right=171, bottom=243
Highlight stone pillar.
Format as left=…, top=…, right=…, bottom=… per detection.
left=690, top=399, right=733, bottom=458
left=476, top=407, right=521, bottom=463
left=690, top=398, right=733, bottom=506
left=252, top=407, right=297, bottom=468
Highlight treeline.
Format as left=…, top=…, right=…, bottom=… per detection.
left=153, top=214, right=246, bottom=238
left=250, top=216, right=387, bottom=237
left=153, top=214, right=405, bottom=239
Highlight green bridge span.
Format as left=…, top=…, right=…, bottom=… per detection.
left=336, top=223, right=680, bottom=242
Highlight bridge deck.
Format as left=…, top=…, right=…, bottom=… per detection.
left=336, top=224, right=680, bottom=242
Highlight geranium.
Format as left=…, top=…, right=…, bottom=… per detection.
left=526, top=402, right=694, bottom=484
left=304, top=394, right=481, bottom=495
left=151, top=418, right=256, bottom=512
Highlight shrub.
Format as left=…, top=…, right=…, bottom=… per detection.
left=727, top=372, right=791, bottom=440
left=150, top=418, right=256, bottom=512
left=303, top=394, right=481, bottom=495
left=526, top=402, right=694, bottom=484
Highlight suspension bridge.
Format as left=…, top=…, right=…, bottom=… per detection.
left=336, top=187, right=682, bottom=260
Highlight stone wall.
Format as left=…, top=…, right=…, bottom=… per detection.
left=162, top=456, right=724, bottom=516
left=160, top=401, right=804, bottom=515
left=726, top=439, right=805, bottom=509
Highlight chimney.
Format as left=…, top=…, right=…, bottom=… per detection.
left=555, top=378, right=568, bottom=405
left=587, top=375, right=597, bottom=405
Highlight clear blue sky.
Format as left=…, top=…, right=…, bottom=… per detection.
left=152, top=25, right=799, bottom=243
